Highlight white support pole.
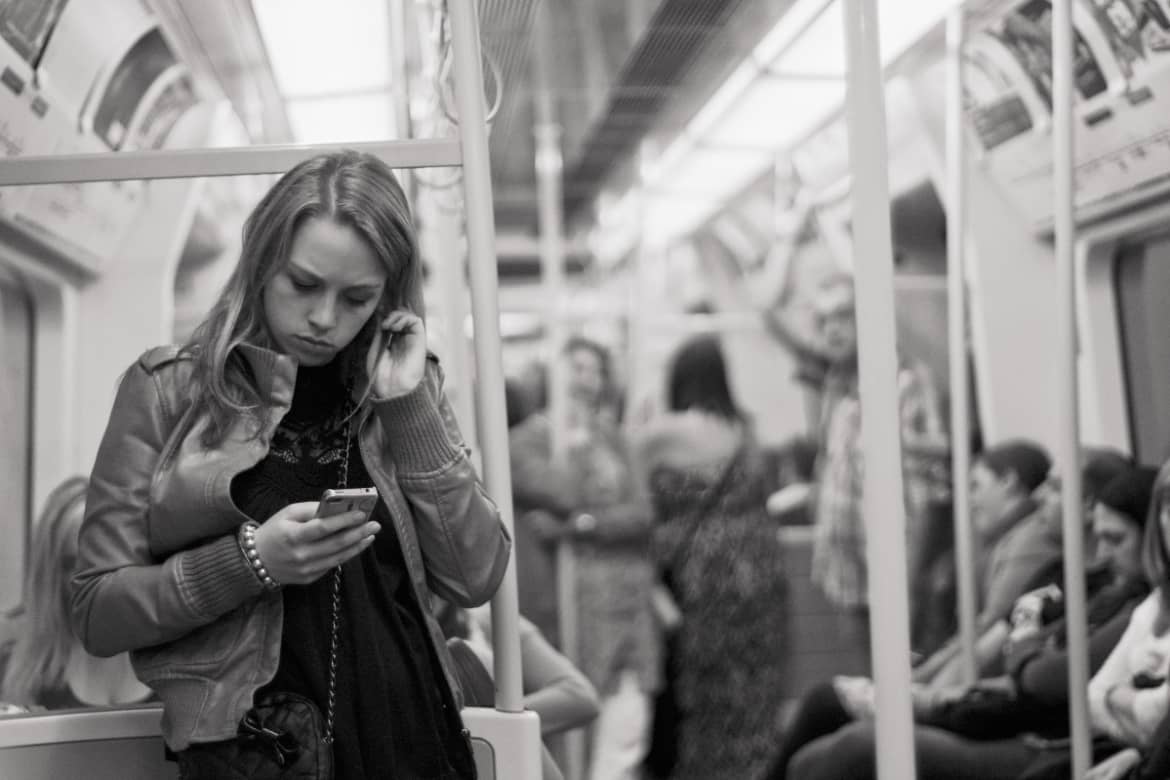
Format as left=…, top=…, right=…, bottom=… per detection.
left=1053, top=1, right=1092, bottom=776
left=449, top=0, right=524, bottom=714
left=388, top=0, right=413, bottom=142
left=841, top=2, right=917, bottom=779
left=0, top=139, right=462, bottom=185
left=388, top=0, right=416, bottom=203
left=420, top=192, right=479, bottom=455
left=945, top=6, right=978, bottom=687
left=533, top=3, right=584, bottom=777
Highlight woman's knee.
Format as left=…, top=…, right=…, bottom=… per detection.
left=792, top=680, right=847, bottom=725
left=787, top=724, right=877, bottom=780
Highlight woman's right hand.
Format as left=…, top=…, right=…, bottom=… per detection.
left=251, top=502, right=381, bottom=585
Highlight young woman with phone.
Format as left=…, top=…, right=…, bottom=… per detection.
left=71, top=151, right=510, bottom=780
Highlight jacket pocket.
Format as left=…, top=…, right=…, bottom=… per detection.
left=133, top=600, right=254, bottom=678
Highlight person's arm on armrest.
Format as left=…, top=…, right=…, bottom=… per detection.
left=519, top=619, right=600, bottom=736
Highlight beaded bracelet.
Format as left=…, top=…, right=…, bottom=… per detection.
left=238, top=521, right=281, bottom=591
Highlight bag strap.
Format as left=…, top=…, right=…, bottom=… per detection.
left=666, top=442, right=747, bottom=575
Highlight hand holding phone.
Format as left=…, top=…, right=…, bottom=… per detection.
left=316, top=487, right=379, bottom=524
left=252, top=496, right=381, bottom=586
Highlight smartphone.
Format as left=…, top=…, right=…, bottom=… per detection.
left=316, top=488, right=379, bottom=523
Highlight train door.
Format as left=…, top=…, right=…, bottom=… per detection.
left=0, top=263, right=33, bottom=615
left=1077, top=201, right=1170, bottom=460
left=1114, top=230, right=1170, bottom=464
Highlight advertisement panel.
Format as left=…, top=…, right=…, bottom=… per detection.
left=968, top=0, right=1170, bottom=229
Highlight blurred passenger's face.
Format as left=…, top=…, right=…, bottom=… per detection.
left=567, top=347, right=605, bottom=409
left=1092, top=504, right=1143, bottom=581
left=263, top=217, right=386, bottom=367
left=971, top=462, right=1018, bottom=539
left=815, top=285, right=857, bottom=363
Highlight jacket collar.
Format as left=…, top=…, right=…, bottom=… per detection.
left=233, top=343, right=374, bottom=428
left=235, top=343, right=297, bottom=409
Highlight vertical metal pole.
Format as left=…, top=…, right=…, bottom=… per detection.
left=841, top=2, right=917, bottom=778
left=388, top=0, right=413, bottom=142
left=1053, top=1, right=1091, bottom=776
left=946, top=7, right=978, bottom=687
left=422, top=194, right=480, bottom=456
left=392, top=1, right=478, bottom=453
left=533, top=3, right=584, bottom=777
left=449, top=0, right=523, bottom=714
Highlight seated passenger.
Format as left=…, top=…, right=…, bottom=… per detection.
left=0, top=477, right=150, bottom=711
left=1087, top=464, right=1170, bottom=750
left=775, top=464, right=1158, bottom=780
left=761, top=440, right=1058, bottom=778
left=921, top=446, right=1134, bottom=686
left=436, top=600, right=600, bottom=780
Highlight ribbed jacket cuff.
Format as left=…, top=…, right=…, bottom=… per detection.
left=373, top=384, right=460, bottom=473
left=179, top=533, right=264, bottom=619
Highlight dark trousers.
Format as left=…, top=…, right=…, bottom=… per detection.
left=643, top=632, right=681, bottom=779
left=760, top=681, right=851, bottom=780
left=787, top=720, right=1038, bottom=780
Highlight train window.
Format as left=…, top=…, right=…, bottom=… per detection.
left=0, top=263, right=33, bottom=615
left=1114, top=231, right=1170, bottom=464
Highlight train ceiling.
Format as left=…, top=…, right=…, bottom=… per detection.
left=153, top=0, right=796, bottom=235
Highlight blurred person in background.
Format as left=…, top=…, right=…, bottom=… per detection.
left=638, top=334, right=786, bottom=780
left=510, top=337, right=660, bottom=780
left=1, top=477, right=150, bottom=711
left=764, top=269, right=950, bottom=644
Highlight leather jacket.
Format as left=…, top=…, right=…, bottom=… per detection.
left=71, top=343, right=511, bottom=750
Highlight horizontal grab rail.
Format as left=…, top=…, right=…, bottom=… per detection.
left=0, top=138, right=463, bottom=186
left=0, top=704, right=165, bottom=747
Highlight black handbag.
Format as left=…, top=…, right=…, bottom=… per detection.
left=174, top=691, right=334, bottom=780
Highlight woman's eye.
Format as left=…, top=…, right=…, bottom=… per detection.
left=289, top=277, right=316, bottom=291
left=345, top=296, right=374, bottom=307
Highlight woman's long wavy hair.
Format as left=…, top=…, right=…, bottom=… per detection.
left=183, top=150, right=422, bottom=447
left=1, top=476, right=89, bottom=707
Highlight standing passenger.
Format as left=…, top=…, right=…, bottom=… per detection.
left=70, top=151, right=510, bottom=780
left=764, top=270, right=950, bottom=632
left=510, top=337, right=660, bottom=780
left=637, top=334, right=787, bottom=780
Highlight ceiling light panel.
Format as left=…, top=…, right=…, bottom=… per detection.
left=703, top=77, right=845, bottom=149
left=285, top=94, right=396, bottom=144
left=253, top=0, right=391, bottom=98
left=771, top=1, right=845, bottom=76
left=768, top=0, right=961, bottom=77
left=656, top=146, right=772, bottom=200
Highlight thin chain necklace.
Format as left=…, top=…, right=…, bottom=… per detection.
left=321, top=410, right=352, bottom=745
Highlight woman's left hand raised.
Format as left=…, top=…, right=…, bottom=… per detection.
left=367, top=309, right=426, bottom=399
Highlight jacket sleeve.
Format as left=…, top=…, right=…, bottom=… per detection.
left=71, top=360, right=265, bottom=657
left=509, top=417, right=578, bottom=516
left=980, top=549, right=1059, bottom=635
left=373, top=359, right=511, bottom=608
left=1016, top=604, right=1136, bottom=707
left=578, top=437, right=654, bottom=546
